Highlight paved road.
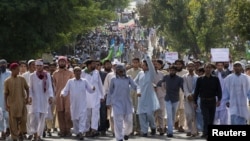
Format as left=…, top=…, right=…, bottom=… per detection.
left=5, top=130, right=206, bottom=141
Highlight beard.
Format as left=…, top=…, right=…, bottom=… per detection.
left=0, top=66, right=6, bottom=73
left=104, top=68, right=112, bottom=72
left=59, top=64, right=66, bottom=69
left=170, top=73, right=176, bottom=77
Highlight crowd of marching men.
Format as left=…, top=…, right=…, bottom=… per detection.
left=0, top=53, right=250, bottom=141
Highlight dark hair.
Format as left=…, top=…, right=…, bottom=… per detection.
left=84, top=59, right=94, bottom=66
left=204, top=62, right=214, bottom=68
left=95, top=60, right=102, bottom=65
left=174, top=59, right=184, bottom=65
left=132, top=57, right=140, bottom=62
left=103, top=59, right=111, bottom=65
left=49, top=62, right=57, bottom=67
left=169, top=65, right=177, bottom=70
left=198, top=67, right=205, bottom=73
left=156, top=59, right=164, bottom=65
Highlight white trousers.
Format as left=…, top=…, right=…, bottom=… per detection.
left=113, top=114, right=133, bottom=141
left=184, top=100, right=197, bottom=134
left=86, top=107, right=100, bottom=131
left=30, top=113, right=46, bottom=136
left=72, top=115, right=87, bottom=134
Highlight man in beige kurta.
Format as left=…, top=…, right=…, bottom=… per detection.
left=4, top=63, right=30, bottom=140
left=52, top=56, right=74, bottom=137
left=175, top=60, right=188, bottom=132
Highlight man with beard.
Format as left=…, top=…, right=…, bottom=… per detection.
left=174, top=59, right=188, bottom=132
left=29, top=59, right=54, bottom=141
left=97, top=60, right=112, bottom=136
left=157, top=65, right=183, bottom=137
left=81, top=59, right=104, bottom=137
left=0, top=59, right=11, bottom=140
left=22, top=59, right=35, bottom=139
left=52, top=56, right=74, bottom=137
left=194, top=63, right=222, bottom=139
left=103, top=60, right=119, bottom=136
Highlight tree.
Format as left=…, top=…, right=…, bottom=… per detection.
left=137, top=0, right=248, bottom=60
left=0, top=0, right=116, bottom=62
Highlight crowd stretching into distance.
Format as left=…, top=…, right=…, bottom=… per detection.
left=1, top=3, right=250, bottom=141
left=0, top=51, right=250, bottom=141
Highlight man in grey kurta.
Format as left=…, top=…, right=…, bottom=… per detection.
left=134, top=54, right=159, bottom=136
left=106, top=65, right=137, bottom=141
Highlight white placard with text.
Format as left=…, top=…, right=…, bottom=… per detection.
left=165, top=52, right=178, bottom=63
left=211, top=48, right=229, bottom=62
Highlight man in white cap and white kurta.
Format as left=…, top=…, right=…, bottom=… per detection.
left=22, top=59, right=35, bottom=139
left=81, top=59, right=104, bottom=137
left=29, top=59, right=54, bottom=141
left=61, top=66, right=95, bottom=140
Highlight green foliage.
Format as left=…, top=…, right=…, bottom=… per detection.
left=138, top=0, right=250, bottom=60
left=94, top=0, right=130, bottom=10
left=0, top=0, right=115, bottom=62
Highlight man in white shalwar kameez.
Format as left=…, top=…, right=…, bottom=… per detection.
left=29, top=60, right=54, bottom=140
left=22, top=59, right=35, bottom=139
left=183, top=62, right=198, bottom=136
left=107, top=64, right=137, bottom=141
left=81, top=59, right=104, bottom=136
left=61, top=66, right=95, bottom=140
left=224, top=61, right=250, bottom=125
left=103, top=61, right=119, bottom=135
left=134, top=53, right=159, bottom=136
left=153, top=59, right=167, bottom=135
left=0, top=59, right=11, bottom=140
left=213, top=62, right=230, bottom=125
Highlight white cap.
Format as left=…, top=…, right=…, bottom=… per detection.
left=28, top=59, right=35, bottom=66
left=35, top=59, right=43, bottom=66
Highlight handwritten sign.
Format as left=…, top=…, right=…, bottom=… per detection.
left=165, top=52, right=178, bottom=63
left=211, top=48, right=229, bottom=62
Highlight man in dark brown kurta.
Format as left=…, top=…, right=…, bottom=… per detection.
left=4, top=63, right=30, bottom=141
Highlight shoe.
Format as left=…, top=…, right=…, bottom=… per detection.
left=53, top=128, right=58, bottom=133
left=167, top=134, right=173, bottom=137
left=100, top=131, right=106, bottom=136
left=47, top=131, right=52, bottom=137
left=85, top=131, right=91, bottom=137
left=186, top=132, right=192, bottom=136
left=178, top=126, right=185, bottom=132
left=201, top=134, right=208, bottom=138
left=19, top=133, right=25, bottom=141
left=65, top=132, right=72, bottom=137
left=5, top=128, right=10, bottom=137
left=58, top=132, right=66, bottom=137
left=42, top=131, right=46, bottom=138
left=27, top=135, right=33, bottom=140
left=78, top=133, right=84, bottom=140
left=158, top=128, right=164, bottom=136
left=151, top=128, right=156, bottom=135
left=124, top=135, right=129, bottom=140
left=142, top=133, right=147, bottom=137
left=174, top=122, right=179, bottom=129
